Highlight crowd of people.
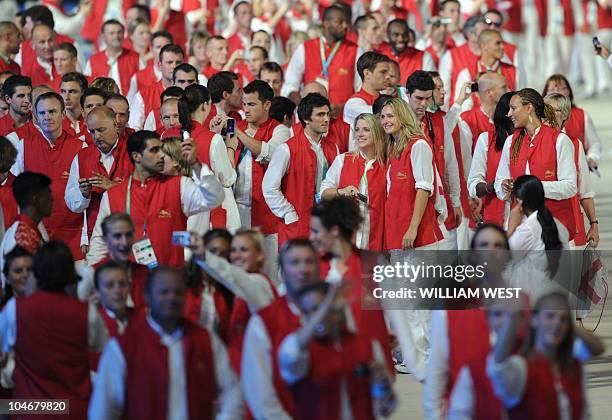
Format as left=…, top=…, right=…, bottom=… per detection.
left=0, top=0, right=609, bottom=418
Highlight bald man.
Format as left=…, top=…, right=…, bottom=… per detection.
left=453, top=30, right=521, bottom=111
left=302, top=81, right=328, bottom=98
left=0, top=22, right=22, bottom=74
left=65, top=106, right=134, bottom=250
left=21, top=24, right=56, bottom=86
left=158, top=98, right=181, bottom=138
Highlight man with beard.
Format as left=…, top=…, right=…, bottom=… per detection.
left=0, top=75, right=34, bottom=143
left=0, top=22, right=22, bottom=74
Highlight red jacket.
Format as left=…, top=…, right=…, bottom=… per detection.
left=118, top=315, right=217, bottom=419
left=15, top=291, right=91, bottom=419
left=87, top=48, right=140, bottom=95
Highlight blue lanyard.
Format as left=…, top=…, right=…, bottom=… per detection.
left=320, top=39, right=342, bottom=78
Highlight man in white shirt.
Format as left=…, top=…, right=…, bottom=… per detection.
left=89, top=266, right=243, bottom=419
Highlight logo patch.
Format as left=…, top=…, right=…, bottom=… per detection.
left=544, top=170, right=555, bottom=179
left=158, top=210, right=172, bottom=218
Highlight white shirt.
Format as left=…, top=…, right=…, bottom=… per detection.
left=64, top=140, right=119, bottom=214
left=0, top=298, right=108, bottom=354
left=84, top=51, right=123, bottom=94
left=127, top=65, right=162, bottom=103
left=240, top=311, right=297, bottom=420
left=234, top=124, right=290, bottom=227
left=468, top=132, right=498, bottom=198
left=88, top=315, right=243, bottom=420
left=86, top=165, right=224, bottom=265
left=262, top=132, right=332, bottom=224
left=196, top=252, right=275, bottom=311
left=494, top=128, right=577, bottom=202
left=580, top=110, right=602, bottom=166
left=508, top=210, right=570, bottom=251
left=320, top=153, right=374, bottom=249
left=281, top=38, right=363, bottom=99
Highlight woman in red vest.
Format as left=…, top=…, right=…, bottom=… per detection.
left=542, top=74, right=602, bottom=171
left=380, top=97, right=443, bottom=380
left=494, top=88, right=577, bottom=241
left=543, top=93, right=599, bottom=248
left=468, top=91, right=515, bottom=227
left=487, top=291, right=595, bottom=420
left=179, top=83, right=240, bottom=233
left=320, top=113, right=387, bottom=251
left=183, top=228, right=234, bottom=342
left=278, top=281, right=397, bottom=420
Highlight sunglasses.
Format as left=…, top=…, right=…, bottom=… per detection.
left=485, top=18, right=502, bottom=28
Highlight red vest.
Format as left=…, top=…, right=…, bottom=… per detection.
left=378, top=43, right=425, bottom=85
left=257, top=297, right=302, bottom=417
left=327, top=117, right=351, bottom=154
left=24, top=129, right=83, bottom=258
left=465, top=356, right=503, bottom=419
left=77, top=140, right=133, bottom=236
left=337, top=153, right=385, bottom=251
left=564, top=107, right=586, bottom=149
left=236, top=118, right=282, bottom=234
left=483, top=133, right=506, bottom=226
left=448, top=44, right=479, bottom=106
left=446, top=310, right=491, bottom=396
left=88, top=48, right=141, bottom=94
left=508, top=125, right=576, bottom=240
left=319, top=249, right=394, bottom=374
left=107, top=175, right=187, bottom=267
left=15, top=292, right=91, bottom=419
left=184, top=0, right=219, bottom=34
left=566, top=135, right=587, bottom=246
left=468, top=61, right=517, bottom=92
left=183, top=283, right=231, bottom=343
left=89, top=306, right=140, bottom=371
left=118, top=316, right=217, bottom=420
left=425, top=45, right=441, bottom=68
left=461, top=107, right=494, bottom=154
left=202, top=64, right=221, bottom=80
left=509, top=353, right=584, bottom=420
left=151, top=9, right=187, bottom=51
left=0, top=57, right=20, bottom=74
left=302, top=38, right=359, bottom=105
left=292, top=333, right=374, bottom=420
left=0, top=173, right=18, bottom=229
left=278, top=131, right=339, bottom=246
left=92, top=257, right=148, bottom=309
left=192, top=122, right=226, bottom=228
left=141, top=80, right=166, bottom=125
left=424, top=112, right=457, bottom=231
left=228, top=274, right=278, bottom=373
left=384, top=139, right=442, bottom=249
left=20, top=57, right=57, bottom=87
left=0, top=114, right=33, bottom=140
left=81, top=0, right=135, bottom=44
left=349, top=88, right=378, bottom=106
left=597, top=4, right=612, bottom=29
left=227, top=32, right=251, bottom=56
left=133, top=61, right=158, bottom=93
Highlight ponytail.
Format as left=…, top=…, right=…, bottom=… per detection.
left=178, top=84, right=211, bottom=136
left=494, top=91, right=515, bottom=152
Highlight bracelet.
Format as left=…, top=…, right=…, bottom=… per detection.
left=227, top=146, right=236, bottom=152
left=590, top=220, right=599, bottom=225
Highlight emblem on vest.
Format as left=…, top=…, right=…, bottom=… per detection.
left=158, top=210, right=172, bottom=218
left=338, top=67, right=349, bottom=76
left=62, top=171, right=70, bottom=179
left=439, top=145, right=444, bottom=152
left=397, top=172, right=409, bottom=180
left=544, top=170, right=555, bottom=179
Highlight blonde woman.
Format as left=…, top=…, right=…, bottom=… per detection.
left=320, top=113, right=387, bottom=251
left=188, top=32, right=209, bottom=73
left=544, top=93, right=599, bottom=248
left=160, top=137, right=192, bottom=177
left=378, top=98, right=447, bottom=380
left=382, top=98, right=444, bottom=251
left=127, top=17, right=152, bottom=68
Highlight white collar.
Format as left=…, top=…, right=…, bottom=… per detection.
left=146, top=314, right=183, bottom=345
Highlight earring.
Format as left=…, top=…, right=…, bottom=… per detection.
left=528, top=114, right=533, bottom=125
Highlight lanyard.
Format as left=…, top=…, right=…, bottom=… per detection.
left=319, top=39, right=342, bottom=78
left=126, top=175, right=147, bottom=235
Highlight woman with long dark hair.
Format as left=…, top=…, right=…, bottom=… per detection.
left=543, top=74, right=602, bottom=171
left=178, top=84, right=239, bottom=233
left=468, top=91, right=515, bottom=227
left=494, top=88, right=577, bottom=241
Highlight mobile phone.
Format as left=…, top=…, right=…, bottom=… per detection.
left=470, top=81, right=479, bottom=93
left=356, top=193, right=368, bottom=203
left=226, top=118, right=236, bottom=136
left=593, top=37, right=602, bottom=54
left=171, top=231, right=192, bottom=247
left=182, top=130, right=190, bottom=140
